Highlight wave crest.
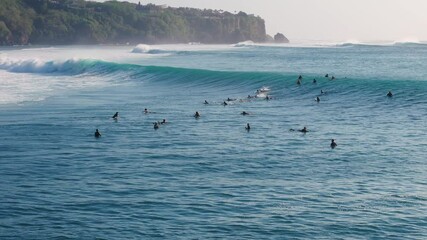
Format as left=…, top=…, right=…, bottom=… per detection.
left=233, top=41, right=255, bottom=47
left=131, top=44, right=168, bottom=54
left=333, top=40, right=427, bottom=48
left=0, top=57, right=137, bottom=75
left=0, top=57, right=88, bottom=74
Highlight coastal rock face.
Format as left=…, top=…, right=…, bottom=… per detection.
left=274, top=33, right=289, bottom=43
left=0, top=0, right=270, bottom=45
left=265, top=34, right=274, bottom=43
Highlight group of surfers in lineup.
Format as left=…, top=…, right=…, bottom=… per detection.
left=95, top=74, right=395, bottom=149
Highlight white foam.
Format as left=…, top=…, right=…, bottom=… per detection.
left=234, top=41, right=255, bottom=47
left=131, top=44, right=153, bottom=53
left=0, top=57, right=84, bottom=74
left=0, top=56, right=111, bottom=105
left=0, top=71, right=51, bottom=104
left=0, top=69, right=110, bottom=105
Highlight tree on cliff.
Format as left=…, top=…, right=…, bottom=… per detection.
left=0, top=0, right=270, bottom=45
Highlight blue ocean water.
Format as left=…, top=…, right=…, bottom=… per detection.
left=1, top=42, right=427, bottom=239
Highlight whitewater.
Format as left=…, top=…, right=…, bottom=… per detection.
left=1, top=42, right=426, bottom=239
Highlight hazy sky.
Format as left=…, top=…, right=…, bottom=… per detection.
left=101, top=0, right=427, bottom=42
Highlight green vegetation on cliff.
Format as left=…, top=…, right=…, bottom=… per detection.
left=0, top=0, right=268, bottom=45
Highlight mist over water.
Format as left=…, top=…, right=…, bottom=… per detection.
left=1, top=43, right=427, bottom=239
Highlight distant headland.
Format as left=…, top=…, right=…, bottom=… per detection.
left=0, top=0, right=289, bottom=45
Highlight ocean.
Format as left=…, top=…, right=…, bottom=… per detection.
left=1, top=42, right=426, bottom=239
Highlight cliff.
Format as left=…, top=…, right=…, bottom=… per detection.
left=0, top=0, right=269, bottom=45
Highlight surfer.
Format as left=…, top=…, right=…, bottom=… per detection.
left=144, top=108, right=149, bottom=114
left=245, top=123, right=251, bottom=131
left=331, top=76, right=336, bottom=80
left=296, top=79, right=301, bottom=85
left=289, top=127, right=308, bottom=133
left=265, top=95, right=271, bottom=100
left=153, top=122, right=159, bottom=129
left=161, top=119, right=167, bottom=124
left=222, top=101, right=228, bottom=106
left=94, top=129, right=101, bottom=138
left=257, top=87, right=270, bottom=93
left=316, top=96, right=320, bottom=102
left=387, top=91, right=393, bottom=97
left=313, top=79, right=317, bottom=84
left=325, top=74, right=329, bottom=78
left=298, top=75, right=303, bottom=80
left=241, top=111, right=249, bottom=115
left=204, top=100, right=209, bottom=104
left=112, top=112, right=118, bottom=119
left=298, top=126, right=308, bottom=133
left=331, top=139, right=337, bottom=148
left=194, top=111, right=200, bottom=118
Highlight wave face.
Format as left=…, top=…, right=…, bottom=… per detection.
left=1, top=39, right=427, bottom=104
left=2, top=55, right=424, bottom=92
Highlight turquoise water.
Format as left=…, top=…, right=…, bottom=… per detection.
left=1, top=43, right=427, bottom=239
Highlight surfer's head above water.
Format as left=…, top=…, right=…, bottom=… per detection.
left=299, top=127, right=308, bottom=133
left=331, top=139, right=337, bottom=148
left=95, top=129, right=101, bottom=137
